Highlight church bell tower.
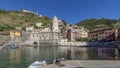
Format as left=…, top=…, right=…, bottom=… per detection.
left=52, top=16, right=59, bottom=32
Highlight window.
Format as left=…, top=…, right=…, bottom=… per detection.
left=102, top=32, right=104, bottom=34
left=102, top=36, right=104, bottom=38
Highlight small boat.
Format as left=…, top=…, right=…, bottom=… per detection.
left=28, top=61, right=47, bottom=68
left=8, top=45, right=19, bottom=49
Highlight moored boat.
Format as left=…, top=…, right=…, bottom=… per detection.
left=8, top=45, right=19, bottom=49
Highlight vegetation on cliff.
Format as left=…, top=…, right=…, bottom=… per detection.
left=76, top=18, right=118, bottom=30
left=0, top=10, right=67, bottom=31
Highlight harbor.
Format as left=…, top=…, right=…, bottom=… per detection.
left=0, top=45, right=120, bottom=68
left=1, top=0, right=120, bottom=68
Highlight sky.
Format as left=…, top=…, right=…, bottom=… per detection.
left=0, top=0, right=120, bottom=24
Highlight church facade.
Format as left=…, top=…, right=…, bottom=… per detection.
left=26, top=16, right=61, bottom=45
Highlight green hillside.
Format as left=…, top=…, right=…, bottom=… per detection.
left=0, top=10, right=66, bottom=31
left=76, top=18, right=118, bottom=30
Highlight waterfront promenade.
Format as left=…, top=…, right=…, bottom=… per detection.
left=42, top=60, right=120, bottom=68
left=58, top=42, right=88, bottom=46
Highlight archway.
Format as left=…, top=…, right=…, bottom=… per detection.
left=33, top=42, right=38, bottom=45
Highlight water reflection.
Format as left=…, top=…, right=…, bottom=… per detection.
left=0, top=45, right=119, bottom=68
left=24, top=46, right=59, bottom=63
left=58, top=46, right=119, bottom=60
left=97, top=48, right=115, bottom=60
left=9, top=49, right=21, bottom=64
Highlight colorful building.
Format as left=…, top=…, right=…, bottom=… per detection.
left=61, top=27, right=68, bottom=39
left=77, top=26, right=89, bottom=38
left=88, top=28, right=115, bottom=42
left=67, top=29, right=77, bottom=42
left=10, top=30, right=21, bottom=37
left=9, top=30, right=22, bottom=45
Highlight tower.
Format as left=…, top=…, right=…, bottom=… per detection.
left=52, top=16, right=59, bottom=32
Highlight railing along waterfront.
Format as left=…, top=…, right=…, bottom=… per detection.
left=58, top=42, right=88, bottom=46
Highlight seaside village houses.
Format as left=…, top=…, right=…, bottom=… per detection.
left=24, top=22, right=120, bottom=45
left=61, top=25, right=89, bottom=42
left=24, top=16, right=90, bottom=45
left=9, top=16, right=89, bottom=46
left=88, top=26, right=120, bottom=42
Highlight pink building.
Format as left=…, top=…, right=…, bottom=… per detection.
left=67, top=29, right=77, bottom=42
left=61, top=27, right=68, bottom=39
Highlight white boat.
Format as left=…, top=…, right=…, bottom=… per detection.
left=28, top=61, right=47, bottom=68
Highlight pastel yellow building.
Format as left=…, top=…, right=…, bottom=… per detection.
left=78, top=27, right=89, bottom=38
left=9, top=30, right=22, bottom=45
left=10, top=30, right=21, bottom=37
